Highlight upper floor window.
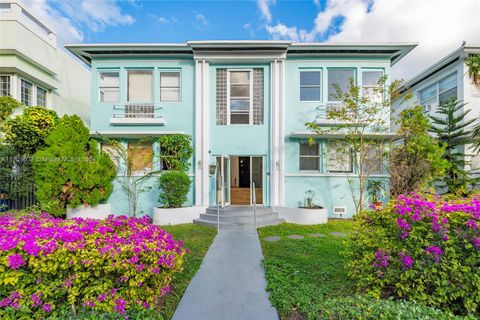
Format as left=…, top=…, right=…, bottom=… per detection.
left=419, top=72, right=457, bottom=111
left=127, top=142, right=153, bottom=176
left=362, top=70, right=384, bottom=103
left=99, top=72, right=119, bottom=103
left=37, top=87, right=47, bottom=107
left=328, top=69, right=355, bottom=101
left=326, top=140, right=353, bottom=173
left=300, top=71, right=321, bottom=102
left=299, top=142, right=320, bottom=171
left=229, top=70, right=251, bottom=124
left=160, top=72, right=180, bottom=102
left=21, top=80, right=32, bottom=106
left=0, top=75, right=10, bottom=97
left=128, top=70, right=153, bottom=103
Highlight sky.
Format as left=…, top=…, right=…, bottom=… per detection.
left=24, top=0, right=480, bottom=80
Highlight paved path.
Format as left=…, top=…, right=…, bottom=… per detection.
left=172, top=230, right=278, bottom=320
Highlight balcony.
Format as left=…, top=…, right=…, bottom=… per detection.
left=109, top=104, right=165, bottom=126
left=314, top=103, right=362, bottom=127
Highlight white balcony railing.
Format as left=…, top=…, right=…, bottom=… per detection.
left=109, top=103, right=165, bottom=126
left=315, top=103, right=361, bottom=127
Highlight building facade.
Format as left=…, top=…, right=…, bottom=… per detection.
left=0, top=0, right=90, bottom=123
left=67, top=41, right=415, bottom=218
left=394, top=43, right=480, bottom=173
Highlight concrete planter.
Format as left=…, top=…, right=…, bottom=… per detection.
left=153, top=206, right=205, bottom=225
left=276, top=207, right=328, bottom=225
left=66, top=204, right=111, bottom=220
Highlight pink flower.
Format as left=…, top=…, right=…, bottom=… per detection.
left=7, top=254, right=26, bottom=269
left=42, top=303, right=52, bottom=312
left=466, top=219, right=478, bottom=229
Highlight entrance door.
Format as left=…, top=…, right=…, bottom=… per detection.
left=216, top=156, right=230, bottom=207
left=230, top=156, right=263, bottom=205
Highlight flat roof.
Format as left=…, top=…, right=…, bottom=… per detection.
left=65, top=40, right=417, bottom=66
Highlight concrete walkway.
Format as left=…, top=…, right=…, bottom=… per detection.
left=172, top=230, right=279, bottom=320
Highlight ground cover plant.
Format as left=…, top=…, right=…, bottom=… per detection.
left=346, top=194, right=480, bottom=317
left=0, top=212, right=186, bottom=319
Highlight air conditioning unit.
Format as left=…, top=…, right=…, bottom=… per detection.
left=333, top=207, right=347, bottom=218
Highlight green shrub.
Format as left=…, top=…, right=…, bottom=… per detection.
left=159, top=134, right=193, bottom=171
left=0, top=96, right=22, bottom=125
left=158, top=171, right=191, bottom=208
left=32, top=115, right=116, bottom=216
left=345, top=194, right=480, bottom=316
left=318, top=296, right=468, bottom=320
left=0, top=212, right=186, bottom=319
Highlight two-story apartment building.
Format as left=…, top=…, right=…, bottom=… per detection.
left=67, top=41, right=415, bottom=218
left=394, top=43, right=480, bottom=173
left=0, top=0, right=90, bottom=123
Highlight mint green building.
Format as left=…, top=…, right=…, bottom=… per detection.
left=67, top=41, right=415, bottom=220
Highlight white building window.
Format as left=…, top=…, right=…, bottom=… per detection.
left=300, top=71, right=321, bottom=102
left=36, top=87, right=47, bottom=107
left=21, top=80, right=32, bottom=106
left=0, top=75, right=10, bottom=97
left=228, top=70, right=251, bottom=124
left=299, top=142, right=320, bottom=171
left=362, top=70, right=384, bottom=103
left=326, top=141, right=353, bottom=173
left=328, top=69, right=355, bottom=101
left=419, top=72, right=457, bottom=111
left=128, top=70, right=153, bottom=103
left=99, top=72, right=120, bottom=103
left=160, top=72, right=180, bottom=102
left=363, top=144, right=384, bottom=174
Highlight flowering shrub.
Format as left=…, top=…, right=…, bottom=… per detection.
left=0, top=212, right=185, bottom=318
left=345, top=194, right=480, bottom=316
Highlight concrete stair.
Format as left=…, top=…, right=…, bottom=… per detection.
left=194, top=206, right=284, bottom=230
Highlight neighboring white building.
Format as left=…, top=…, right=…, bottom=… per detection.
left=394, top=43, right=480, bottom=173
left=0, top=0, right=90, bottom=124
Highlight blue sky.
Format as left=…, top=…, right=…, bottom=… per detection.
left=27, top=0, right=480, bottom=79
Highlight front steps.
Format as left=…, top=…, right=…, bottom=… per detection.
left=194, top=206, right=284, bottom=230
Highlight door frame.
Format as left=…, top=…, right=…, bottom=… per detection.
left=216, top=155, right=231, bottom=208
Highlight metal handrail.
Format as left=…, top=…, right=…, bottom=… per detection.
left=252, top=182, right=257, bottom=232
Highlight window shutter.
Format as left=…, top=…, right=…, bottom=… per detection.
left=216, top=69, right=227, bottom=125
left=253, top=68, right=264, bottom=125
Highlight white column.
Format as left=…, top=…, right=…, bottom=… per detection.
left=278, top=59, right=285, bottom=206
left=194, top=60, right=210, bottom=207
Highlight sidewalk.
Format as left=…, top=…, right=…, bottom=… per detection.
left=172, top=229, right=279, bottom=320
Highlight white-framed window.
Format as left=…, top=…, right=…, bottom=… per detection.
left=99, top=72, right=120, bottom=103
left=127, top=70, right=153, bottom=103
left=362, top=70, right=384, bottom=103
left=328, top=69, right=355, bottom=101
left=160, top=71, right=180, bottom=102
left=228, top=70, right=252, bottom=124
left=36, top=87, right=47, bottom=107
left=127, top=142, right=153, bottom=176
left=419, top=72, right=457, bottom=111
left=326, top=140, right=353, bottom=173
left=21, top=79, right=32, bottom=106
left=300, top=70, right=321, bottom=102
left=363, top=144, right=384, bottom=175
left=299, top=142, right=320, bottom=171
left=0, top=75, right=10, bottom=97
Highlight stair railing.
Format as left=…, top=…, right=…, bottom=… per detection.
left=252, top=182, right=257, bottom=232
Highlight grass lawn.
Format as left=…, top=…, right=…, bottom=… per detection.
left=158, top=224, right=216, bottom=320
left=258, top=220, right=356, bottom=320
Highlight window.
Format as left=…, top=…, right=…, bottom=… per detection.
left=326, top=141, right=353, bottom=173
left=128, top=70, right=153, bottom=102
left=299, top=142, right=320, bottom=171
left=160, top=72, right=180, bottom=102
left=438, top=73, right=457, bottom=104
left=229, top=70, right=251, bottom=124
left=21, top=80, right=32, bottom=106
left=300, top=71, right=321, bottom=101
left=419, top=73, right=457, bottom=110
left=99, top=72, right=119, bottom=102
left=362, top=70, right=383, bottom=103
left=101, top=144, right=120, bottom=170
left=363, top=145, right=384, bottom=174
left=328, top=69, right=355, bottom=101
left=36, top=87, right=47, bottom=107
left=127, top=142, right=153, bottom=175
left=0, top=75, right=10, bottom=96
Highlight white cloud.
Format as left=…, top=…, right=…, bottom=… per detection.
left=194, top=13, right=209, bottom=30
left=257, top=0, right=275, bottom=23
left=23, top=0, right=135, bottom=44
left=264, top=0, right=480, bottom=80
left=148, top=14, right=178, bottom=25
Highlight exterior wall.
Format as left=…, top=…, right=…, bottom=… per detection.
left=284, top=57, right=391, bottom=217
left=0, top=0, right=90, bottom=123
